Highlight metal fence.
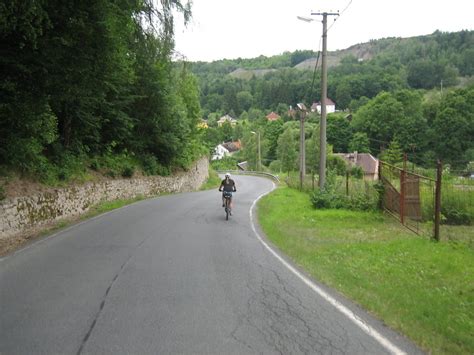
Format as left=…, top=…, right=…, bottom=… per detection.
left=379, top=161, right=437, bottom=237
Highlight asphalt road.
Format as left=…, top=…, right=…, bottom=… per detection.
left=0, top=175, right=422, bottom=354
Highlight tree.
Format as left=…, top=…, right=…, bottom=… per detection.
left=349, top=132, right=371, bottom=153
left=430, top=88, right=474, bottom=166
left=327, top=113, right=352, bottom=153
left=264, top=120, right=284, bottom=163
left=241, top=130, right=267, bottom=170
left=236, top=91, right=253, bottom=113
left=351, top=92, right=403, bottom=154
left=351, top=90, right=426, bottom=155
left=380, top=140, right=403, bottom=164
left=277, top=128, right=297, bottom=175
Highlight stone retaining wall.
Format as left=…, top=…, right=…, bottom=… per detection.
left=0, top=157, right=208, bottom=241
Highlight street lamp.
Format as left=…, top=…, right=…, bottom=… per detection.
left=251, top=131, right=261, bottom=171
left=298, top=12, right=338, bottom=189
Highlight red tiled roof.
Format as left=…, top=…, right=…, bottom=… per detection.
left=266, top=111, right=281, bottom=121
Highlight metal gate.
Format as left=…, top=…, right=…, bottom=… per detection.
left=379, top=161, right=436, bottom=235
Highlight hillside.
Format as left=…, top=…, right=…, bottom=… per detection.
left=190, top=30, right=473, bottom=115
left=295, top=41, right=383, bottom=70
left=190, top=30, right=473, bottom=78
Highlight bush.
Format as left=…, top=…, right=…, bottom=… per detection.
left=269, top=160, right=282, bottom=173
left=311, top=189, right=347, bottom=209
left=211, top=156, right=238, bottom=171
left=350, top=165, right=364, bottom=179
left=327, top=155, right=347, bottom=176
left=310, top=171, right=380, bottom=211
left=347, top=193, right=377, bottom=211
left=310, top=189, right=379, bottom=211
left=0, top=185, right=6, bottom=201
left=121, top=165, right=134, bottom=178
left=156, top=164, right=171, bottom=176
left=441, top=207, right=471, bottom=225
left=89, top=158, right=101, bottom=171
left=141, top=154, right=159, bottom=175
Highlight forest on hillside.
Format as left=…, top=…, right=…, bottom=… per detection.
left=191, top=31, right=474, bottom=171
left=0, top=0, right=203, bottom=184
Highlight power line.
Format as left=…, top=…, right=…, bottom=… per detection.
left=309, top=47, right=322, bottom=103
left=308, top=0, right=354, bottom=102
left=326, top=0, right=353, bottom=33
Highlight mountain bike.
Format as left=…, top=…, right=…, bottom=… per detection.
left=223, top=191, right=233, bottom=220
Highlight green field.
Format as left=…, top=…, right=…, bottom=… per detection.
left=258, top=186, right=474, bottom=354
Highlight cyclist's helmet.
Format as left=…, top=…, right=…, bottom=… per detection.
left=225, top=172, right=231, bottom=178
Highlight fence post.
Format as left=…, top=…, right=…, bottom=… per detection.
left=400, top=154, right=407, bottom=224
left=346, top=170, right=349, bottom=196
left=434, top=159, right=442, bottom=241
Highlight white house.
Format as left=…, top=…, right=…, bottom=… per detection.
left=211, top=144, right=230, bottom=160
left=311, top=98, right=336, bottom=114
left=217, top=114, right=237, bottom=127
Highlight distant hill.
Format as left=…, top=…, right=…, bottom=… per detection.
left=228, top=68, right=277, bottom=79
left=189, top=30, right=473, bottom=116
left=190, top=30, right=474, bottom=78
left=295, top=42, right=380, bottom=70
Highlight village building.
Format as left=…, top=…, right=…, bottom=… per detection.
left=211, top=140, right=241, bottom=161
left=311, top=98, right=336, bottom=114
left=334, top=152, right=379, bottom=180
left=266, top=111, right=281, bottom=121
left=197, top=119, right=208, bottom=129
left=211, top=144, right=230, bottom=161
left=217, top=114, right=237, bottom=127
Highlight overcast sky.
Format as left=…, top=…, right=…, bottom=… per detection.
left=173, top=0, right=474, bottom=62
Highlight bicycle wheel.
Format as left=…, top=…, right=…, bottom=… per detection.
left=225, top=199, right=229, bottom=220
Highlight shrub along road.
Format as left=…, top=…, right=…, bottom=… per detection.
left=1, top=176, right=420, bottom=354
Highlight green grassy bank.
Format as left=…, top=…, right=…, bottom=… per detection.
left=258, top=186, right=474, bottom=354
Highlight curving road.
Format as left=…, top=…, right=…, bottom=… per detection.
left=0, top=175, right=421, bottom=354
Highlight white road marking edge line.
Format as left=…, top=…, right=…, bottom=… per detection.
left=249, top=183, right=406, bottom=355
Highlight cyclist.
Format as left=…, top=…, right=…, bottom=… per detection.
left=219, top=173, right=236, bottom=210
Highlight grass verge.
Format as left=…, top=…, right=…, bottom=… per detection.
left=200, top=168, right=221, bottom=190
left=258, top=186, right=474, bottom=355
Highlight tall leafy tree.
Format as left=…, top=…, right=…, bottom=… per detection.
left=327, top=113, right=352, bottom=153
left=349, top=132, right=371, bottom=153
left=277, top=127, right=297, bottom=175
left=430, top=87, right=474, bottom=166
left=0, top=1, right=56, bottom=171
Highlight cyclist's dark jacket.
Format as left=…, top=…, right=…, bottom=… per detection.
left=220, top=178, right=236, bottom=192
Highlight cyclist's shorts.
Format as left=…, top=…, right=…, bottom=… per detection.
left=223, top=191, right=233, bottom=198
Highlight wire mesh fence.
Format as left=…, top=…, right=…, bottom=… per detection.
left=283, top=161, right=472, bottom=243
left=439, top=177, right=474, bottom=245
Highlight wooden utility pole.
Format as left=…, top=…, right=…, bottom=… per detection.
left=311, top=11, right=339, bottom=189
left=297, top=103, right=307, bottom=190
